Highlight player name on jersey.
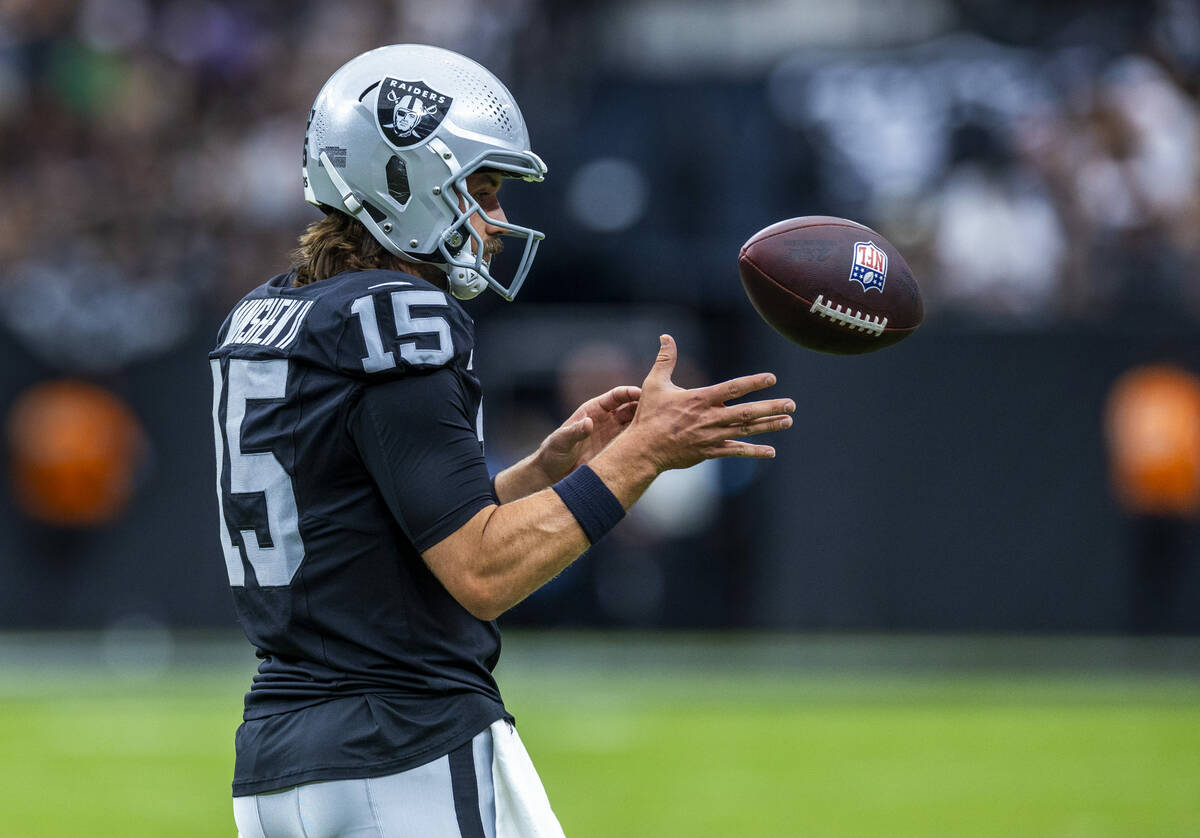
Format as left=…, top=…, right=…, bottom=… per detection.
left=221, top=298, right=314, bottom=350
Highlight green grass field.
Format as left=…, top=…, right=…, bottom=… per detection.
left=1, top=633, right=1198, bottom=837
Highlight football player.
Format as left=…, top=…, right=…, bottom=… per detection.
left=211, top=44, right=794, bottom=837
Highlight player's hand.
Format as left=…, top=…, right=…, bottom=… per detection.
left=535, top=385, right=641, bottom=483
left=621, top=334, right=793, bottom=471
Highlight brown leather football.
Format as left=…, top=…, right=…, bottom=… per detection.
left=738, top=216, right=923, bottom=354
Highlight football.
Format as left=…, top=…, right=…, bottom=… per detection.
left=738, top=216, right=923, bottom=354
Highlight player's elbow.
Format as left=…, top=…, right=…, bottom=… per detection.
left=465, top=601, right=507, bottom=622
left=451, top=575, right=512, bottom=622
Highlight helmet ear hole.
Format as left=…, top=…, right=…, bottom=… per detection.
left=386, top=157, right=411, bottom=205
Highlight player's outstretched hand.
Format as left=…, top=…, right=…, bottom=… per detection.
left=536, top=384, right=641, bottom=482
left=621, top=334, right=794, bottom=471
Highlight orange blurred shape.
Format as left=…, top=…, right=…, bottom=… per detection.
left=1104, top=364, right=1200, bottom=517
left=6, top=380, right=145, bottom=527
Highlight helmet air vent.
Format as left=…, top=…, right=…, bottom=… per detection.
left=361, top=200, right=387, bottom=223
left=437, top=55, right=518, bottom=141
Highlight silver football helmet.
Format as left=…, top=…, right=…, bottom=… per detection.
left=303, top=44, right=547, bottom=301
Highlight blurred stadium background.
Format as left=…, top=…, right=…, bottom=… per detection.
left=1, top=0, right=1200, bottom=834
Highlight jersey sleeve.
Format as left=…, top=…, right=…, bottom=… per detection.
left=347, top=368, right=497, bottom=552
left=293, top=273, right=475, bottom=380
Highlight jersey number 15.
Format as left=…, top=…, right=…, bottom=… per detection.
left=211, top=290, right=456, bottom=587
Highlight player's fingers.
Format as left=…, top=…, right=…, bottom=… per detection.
left=594, top=385, right=641, bottom=412
left=550, top=417, right=591, bottom=449
left=613, top=401, right=638, bottom=424
left=707, top=440, right=776, bottom=459
left=700, top=372, right=777, bottom=404
left=717, top=414, right=793, bottom=439
left=643, top=335, right=678, bottom=386
left=717, top=399, right=796, bottom=428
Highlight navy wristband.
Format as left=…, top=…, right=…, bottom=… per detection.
left=552, top=465, right=626, bottom=545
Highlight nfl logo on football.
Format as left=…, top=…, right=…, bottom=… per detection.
left=849, top=241, right=888, bottom=293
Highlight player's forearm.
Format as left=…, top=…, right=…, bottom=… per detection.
left=426, top=441, right=660, bottom=620
left=482, top=445, right=661, bottom=612
left=491, top=453, right=553, bottom=504
left=464, top=489, right=590, bottom=617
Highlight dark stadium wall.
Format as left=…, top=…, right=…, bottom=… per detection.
left=0, top=315, right=1198, bottom=632
left=740, top=321, right=1200, bottom=633
left=0, top=326, right=234, bottom=630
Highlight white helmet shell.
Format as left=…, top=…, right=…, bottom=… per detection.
left=302, top=44, right=547, bottom=300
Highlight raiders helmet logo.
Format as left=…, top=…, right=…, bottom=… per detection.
left=377, top=77, right=453, bottom=148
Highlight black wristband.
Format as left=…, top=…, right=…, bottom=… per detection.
left=551, top=465, right=626, bottom=545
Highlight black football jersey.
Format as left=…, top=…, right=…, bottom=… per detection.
left=209, top=269, right=508, bottom=795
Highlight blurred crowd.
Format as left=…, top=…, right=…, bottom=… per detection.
left=0, top=0, right=547, bottom=373
left=765, top=2, right=1200, bottom=325
left=0, top=0, right=1197, bottom=375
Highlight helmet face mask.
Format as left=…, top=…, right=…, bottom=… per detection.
left=303, top=45, right=547, bottom=301
left=436, top=149, right=547, bottom=301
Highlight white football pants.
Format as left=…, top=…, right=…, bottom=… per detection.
left=234, top=720, right=564, bottom=838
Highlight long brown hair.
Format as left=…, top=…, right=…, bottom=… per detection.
left=289, top=212, right=407, bottom=286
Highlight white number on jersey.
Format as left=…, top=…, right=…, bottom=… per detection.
left=350, top=289, right=455, bottom=372
left=211, top=358, right=307, bottom=587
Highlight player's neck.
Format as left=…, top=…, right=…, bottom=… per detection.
left=395, top=260, right=450, bottom=291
